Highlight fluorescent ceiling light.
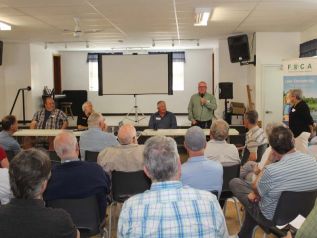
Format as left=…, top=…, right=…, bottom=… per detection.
left=194, top=8, right=211, bottom=26
left=0, top=22, right=11, bottom=31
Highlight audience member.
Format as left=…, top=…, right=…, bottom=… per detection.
left=0, top=115, right=21, bottom=155
left=230, top=126, right=317, bottom=238
left=77, top=101, right=94, bottom=129
left=44, top=131, right=110, bottom=220
left=79, top=112, right=118, bottom=160
left=0, top=149, right=79, bottom=238
left=97, top=124, right=144, bottom=175
left=0, top=146, right=9, bottom=168
left=30, top=96, right=68, bottom=129
left=241, top=110, right=267, bottom=165
left=181, top=126, right=223, bottom=195
left=148, top=100, right=177, bottom=129
left=205, top=119, right=240, bottom=166
left=0, top=167, right=11, bottom=204
left=308, top=135, right=317, bottom=159
left=294, top=131, right=310, bottom=153
left=117, top=136, right=229, bottom=238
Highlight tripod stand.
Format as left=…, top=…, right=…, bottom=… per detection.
left=125, top=94, right=145, bottom=123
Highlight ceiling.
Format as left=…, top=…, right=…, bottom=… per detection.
left=0, top=0, right=316, bottom=49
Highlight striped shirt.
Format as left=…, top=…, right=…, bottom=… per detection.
left=118, top=181, right=229, bottom=238
left=257, top=151, right=317, bottom=220
left=32, top=108, right=68, bottom=129
left=245, top=126, right=267, bottom=153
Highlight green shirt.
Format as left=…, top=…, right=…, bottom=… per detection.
left=188, top=93, right=217, bottom=122
left=296, top=199, right=317, bottom=238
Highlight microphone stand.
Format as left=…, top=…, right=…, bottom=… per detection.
left=9, top=87, right=31, bottom=125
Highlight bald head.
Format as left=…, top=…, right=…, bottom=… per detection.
left=54, top=131, right=79, bottom=160
left=117, top=124, right=137, bottom=145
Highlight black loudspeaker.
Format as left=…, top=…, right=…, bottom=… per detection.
left=227, top=34, right=250, bottom=63
left=219, top=82, right=233, bottom=99
left=0, top=41, right=3, bottom=65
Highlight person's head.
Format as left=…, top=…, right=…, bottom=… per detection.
left=157, top=101, right=167, bottom=115
left=244, top=110, right=258, bottom=129
left=184, top=126, right=206, bottom=156
left=288, top=89, right=302, bottom=105
left=43, top=97, right=55, bottom=112
left=143, top=136, right=180, bottom=182
left=9, top=149, right=51, bottom=199
left=198, top=81, right=207, bottom=96
left=210, top=119, right=229, bottom=141
left=82, top=101, right=93, bottom=115
left=269, top=126, right=294, bottom=157
left=87, top=112, right=106, bottom=130
left=1, top=115, right=18, bottom=133
left=54, top=131, right=79, bottom=160
left=117, top=124, right=137, bottom=145
left=265, top=122, right=284, bottom=137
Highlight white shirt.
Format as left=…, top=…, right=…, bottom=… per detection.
left=0, top=168, right=12, bottom=204
left=204, top=139, right=240, bottom=166
left=295, top=132, right=310, bottom=154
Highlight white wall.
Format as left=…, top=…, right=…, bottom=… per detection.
left=301, top=23, right=317, bottom=43
left=255, top=32, right=300, bottom=120
left=60, top=49, right=213, bottom=114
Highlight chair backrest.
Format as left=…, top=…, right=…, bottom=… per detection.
left=273, top=190, right=317, bottom=226
left=85, top=151, right=99, bottom=163
left=112, top=170, right=151, bottom=203
left=46, top=195, right=101, bottom=236
left=222, top=164, right=240, bottom=192
left=48, top=151, right=61, bottom=168
left=256, top=143, right=268, bottom=163
left=210, top=190, right=218, bottom=199
left=5, top=150, right=15, bottom=162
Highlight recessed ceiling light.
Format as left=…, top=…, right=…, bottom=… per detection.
left=194, top=8, right=211, bottom=26
left=0, top=21, right=11, bottom=31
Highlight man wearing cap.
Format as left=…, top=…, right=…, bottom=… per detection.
left=181, top=126, right=223, bottom=196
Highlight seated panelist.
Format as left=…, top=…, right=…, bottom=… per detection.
left=148, top=101, right=177, bottom=129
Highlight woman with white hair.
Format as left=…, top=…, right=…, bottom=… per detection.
left=77, top=101, right=94, bottom=129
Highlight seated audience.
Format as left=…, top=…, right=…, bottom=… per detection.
left=0, top=146, right=9, bottom=168
left=308, top=135, right=317, bottom=159
left=205, top=119, right=240, bottom=166
left=241, top=110, right=267, bottom=165
left=117, top=136, right=229, bottom=238
left=0, top=167, right=11, bottom=204
left=77, top=101, right=94, bottom=129
left=148, top=100, right=177, bottom=129
left=97, top=124, right=144, bottom=175
left=181, top=126, right=223, bottom=195
left=0, top=115, right=21, bottom=155
left=230, top=126, right=317, bottom=238
left=44, top=131, right=110, bottom=220
left=79, top=112, right=118, bottom=160
left=0, top=149, right=79, bottom=238
left=294, top=131, right=310, bottom=153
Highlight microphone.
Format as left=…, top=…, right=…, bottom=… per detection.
left=200, top=93, right=204, bottom=98
left=21, top=86, right=31, bottom=91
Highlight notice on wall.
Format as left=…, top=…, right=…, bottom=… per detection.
left=283, top=58, right=317, bottom=123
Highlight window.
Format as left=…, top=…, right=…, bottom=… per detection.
left=88, top=61, right=98, bottom=91
left=173, top=61, right=184, bottom=91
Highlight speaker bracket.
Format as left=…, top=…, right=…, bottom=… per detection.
left=240, top=55, right=256, bottom=66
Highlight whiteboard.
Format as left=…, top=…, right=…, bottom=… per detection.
left=99, top=54, right=172, bottom=95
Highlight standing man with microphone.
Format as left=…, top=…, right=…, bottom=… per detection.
left=188, top=81, right=217, bottom=128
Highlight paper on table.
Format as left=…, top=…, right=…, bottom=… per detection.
left=276, top=214, right=306, bottom=230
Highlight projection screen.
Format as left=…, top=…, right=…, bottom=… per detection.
left=98, top=53, right=172, bottom=95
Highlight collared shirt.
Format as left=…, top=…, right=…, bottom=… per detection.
left=245, top=126, right=267, bottom=153
left=148, top=111, right=177, bottom=129
left=32, top=108, right=68, bottom=129
left=0, top=130, right=21, bottom=155
left=0, top=168, right=12, bottom=204
left=205, top=140, right=240, bottom=166
left=97, top=144, right=144, bottom=174
left=257, top=151, right=317, bottom=220
left=188, top=93, right=217, bottom=122
left=79, top=127, right=119, bottom=160
left=181, top=156, right=223, bottom=195
left=118, top=181, right=229, bottom=238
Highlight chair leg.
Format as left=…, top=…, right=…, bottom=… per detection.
left=232, top=197, right=242, bottom=228
left=108, top=203, right=113, bottom=238
left=263, top=233, right=267, bottom=238
left=223, top=199, right=227, bottom=216
left=252, top=225, right=258, bottom=238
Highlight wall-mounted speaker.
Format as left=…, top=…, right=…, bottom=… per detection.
left=227, top=34, right=250, bottom=63
left=219, top=82, right=233, bottom=99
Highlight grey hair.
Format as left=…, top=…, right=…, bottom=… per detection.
left=82, top=101, right=92, bottom=111
left=143, top=136, right=179, bottom=182
left=288, top=89, right=302, bottom=100
left=269, top=126, right=294, bottom=154
left=184, top=126, right=206, bottom=151
left=265, top=122, right=284, bottom=137
left=54, top=131, right=78, bottom=159
left=157, top=100, right=166, bottom=106
left=210, top=119, right=229, bottom=141
left=87, top=112, right=103, bottom=128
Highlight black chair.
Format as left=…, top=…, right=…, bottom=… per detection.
left=253, top=190, right=317, bottom=238
left=85, top=151, right=99, bottom=163
left=220, top=163, right=242, bottom=227
left=5, top=150, right=15, bottom=162
left=210, top=190, right=219, bottom=199
left=108, top=170, right=151, bottom=238
left=241, top=143, right=268, bottom=165
left=48, top=151, right=61, bottom=168
left=47, top=196, right=102, bottom=238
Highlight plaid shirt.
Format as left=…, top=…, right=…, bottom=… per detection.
left=118, top=181, right=229, bottom=238
left=32, top=108, right=68, bottom=129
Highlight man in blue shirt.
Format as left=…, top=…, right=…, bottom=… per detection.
left=0, top=115, right=21, bottom=155
left=148, top=101, right=177, bottom=129
left=79, top=112, right=118, bottom=160
left=181, top=126, right=223, bottom=196
left=118, top=135, right=229, bottom=238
